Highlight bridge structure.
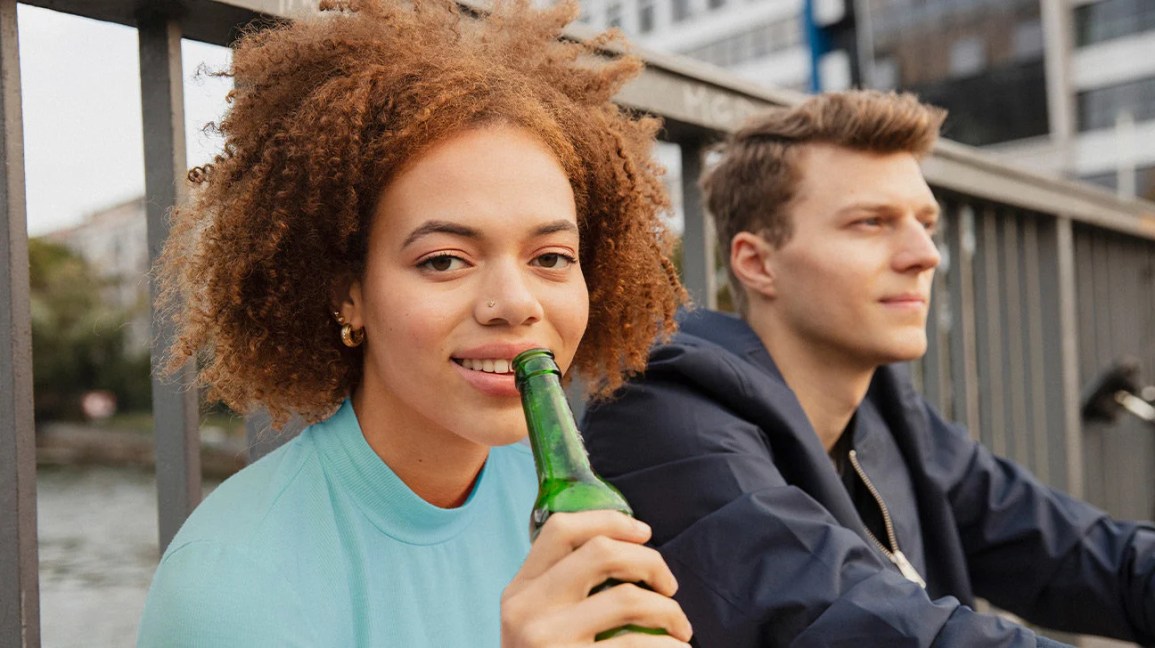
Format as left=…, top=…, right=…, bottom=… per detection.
left=2, top=1, right=1154, bottom=645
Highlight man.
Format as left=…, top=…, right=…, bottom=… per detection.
left=582, top=90, right=1155, bottom=646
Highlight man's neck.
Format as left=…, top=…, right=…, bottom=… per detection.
left=749, top=317, right=876, bottom=452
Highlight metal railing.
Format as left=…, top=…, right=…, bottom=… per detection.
left=3, top=1, right=1154, bottom=646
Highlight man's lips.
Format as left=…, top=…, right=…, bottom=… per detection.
left=879, top=293, right=927, bottom=305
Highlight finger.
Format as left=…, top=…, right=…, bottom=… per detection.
left=575, top=582, right=693, bottom=643
left=597, top=633, right=693, bottom=648
left=545, top=535, right=679, bottom=599
left=514, top=511, right=652, bottom=584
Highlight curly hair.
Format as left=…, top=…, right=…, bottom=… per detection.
left=700, top=90, right=946, bottom=314
left=157, top=0, right=686, bottom=427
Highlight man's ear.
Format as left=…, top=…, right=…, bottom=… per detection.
left=331, top=276, right=365, bottom=329
left=730, top=232, right=778, bottom=300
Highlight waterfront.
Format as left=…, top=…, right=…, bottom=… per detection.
left=36, top=465, right=217, bottom=647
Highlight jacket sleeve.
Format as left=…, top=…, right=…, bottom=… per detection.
left=583, top=365, right=1067, bottom=647
left=924, top=405, right=1155, bottom=645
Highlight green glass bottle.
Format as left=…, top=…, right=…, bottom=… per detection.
left=512, top=348, right=666, bottom=641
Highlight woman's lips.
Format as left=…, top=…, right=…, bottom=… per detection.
left=457, top=357, right=513, bottom=374
left=452, top=358, right=520, bottom=397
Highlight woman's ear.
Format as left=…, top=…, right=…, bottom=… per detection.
left=730, top=232, right=778, bottom=300
left=331, top=276, right=365, bottom=329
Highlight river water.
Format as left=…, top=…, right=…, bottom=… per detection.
left=36, top=465, right=217, bottom=647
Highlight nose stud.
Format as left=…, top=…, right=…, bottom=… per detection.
left=486, top=299, right=496, bottom=308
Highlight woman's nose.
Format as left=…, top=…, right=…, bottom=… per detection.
left=476, top=263, right=543, bottom=326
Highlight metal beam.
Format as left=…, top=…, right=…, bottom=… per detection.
left=925, top=143, right=1155, bottom=241
left=138, top=11, right=201, bottom=552
left=0, top=2, right=39, bottom=645
left=678, top=140, right=716, bottom=309
left=1041, top=0, right=1075, bottom=171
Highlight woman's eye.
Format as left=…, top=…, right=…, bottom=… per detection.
left=533, top=253, right=576, bottom=269
left=419, top=255, right=466, bottom=272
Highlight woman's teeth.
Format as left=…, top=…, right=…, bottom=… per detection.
left=459, top=358, right=512, bottom=374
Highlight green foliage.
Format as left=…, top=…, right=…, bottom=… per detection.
left=28, top=238, right=152, bottom=421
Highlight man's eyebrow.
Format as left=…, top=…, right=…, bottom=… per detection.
left=401, top=220, right=480, bottom=248
left=836, top=202, right=940, bottom=216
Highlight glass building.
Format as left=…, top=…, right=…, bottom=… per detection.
left=577, top=0, right=1155, bottom=202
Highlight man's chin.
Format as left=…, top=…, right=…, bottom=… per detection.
left=875, top=338, right=928, bottom=365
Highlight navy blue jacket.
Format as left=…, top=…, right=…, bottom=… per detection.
left=583, top=310, right=1155, bottom=647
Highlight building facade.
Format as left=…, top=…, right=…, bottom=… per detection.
left=577, top=0, right=1155, bottom=202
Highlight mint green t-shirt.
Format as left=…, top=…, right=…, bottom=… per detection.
left=137, top=400, right=536, bottom=647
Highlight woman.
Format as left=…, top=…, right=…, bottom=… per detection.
left=137, top=0, right=691, bottom=646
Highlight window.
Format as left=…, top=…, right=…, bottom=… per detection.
left=606, top=2, right=622, bottom=29
left=639, top=0, right=655, bottom=33
left=872, top=55, right=900, bottom=89
left=948, top=36, right=986, bottom=78
left=682, top=15, right=802, bottom=68
left=673, top=0, right=693, bottom=23
left=1082, top=164, right=1155, bottom=201
left=911, top=59, right=1049, bottom=145
left=1077, top=75, right=1155, bottom=132
left=1012, top=19, right=1044, bottom=61
left=1076, top=0, right=1155, bottom=47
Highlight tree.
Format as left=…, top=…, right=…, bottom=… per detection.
left=28, top=238, right=151, bottom=421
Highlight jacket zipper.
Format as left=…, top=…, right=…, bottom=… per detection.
left=848, top=449, right=927, bottom=588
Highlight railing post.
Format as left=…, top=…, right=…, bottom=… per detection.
left=138, top=11, right=201, bottom=552
left=0, top=1, right=40, bottom=646
left=1050, top=217, right=1084, bottom=497
left=946, top=203, right=981, bottom=438
left=679, top=139, right=717, bottom=309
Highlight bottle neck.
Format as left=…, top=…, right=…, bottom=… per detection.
left=520, top=371, right=596, bottom=483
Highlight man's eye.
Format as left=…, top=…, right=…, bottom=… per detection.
left=533, top=253, right=576, bottom=269
left=419, top=255, right=465, bottom=272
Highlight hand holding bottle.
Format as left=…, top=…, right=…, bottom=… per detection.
left=500, top=510, right=693, bottom=647
left=501, top=349, right=691, bottom=646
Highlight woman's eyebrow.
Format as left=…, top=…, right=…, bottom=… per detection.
left=402, top=218, right=577, bottom=248
left=401, top=220, right=480, bottom=248
left=533, top=220, right=579, bottom=237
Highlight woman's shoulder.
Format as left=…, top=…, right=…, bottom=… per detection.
left=161, top=429, right=322, bottom=556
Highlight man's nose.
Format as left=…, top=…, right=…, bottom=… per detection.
left=894, top=219, right=941, bottom=273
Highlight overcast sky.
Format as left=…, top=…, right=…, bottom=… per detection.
left=19, top=4, right=232, bottom=236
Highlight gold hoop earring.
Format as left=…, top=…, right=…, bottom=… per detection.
left=333, top=311, right=364, bottom=348
left=340, top=323, right=365, bottom=348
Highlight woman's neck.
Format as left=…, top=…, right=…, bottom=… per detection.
left=351, top=388, right=490, bottom=509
